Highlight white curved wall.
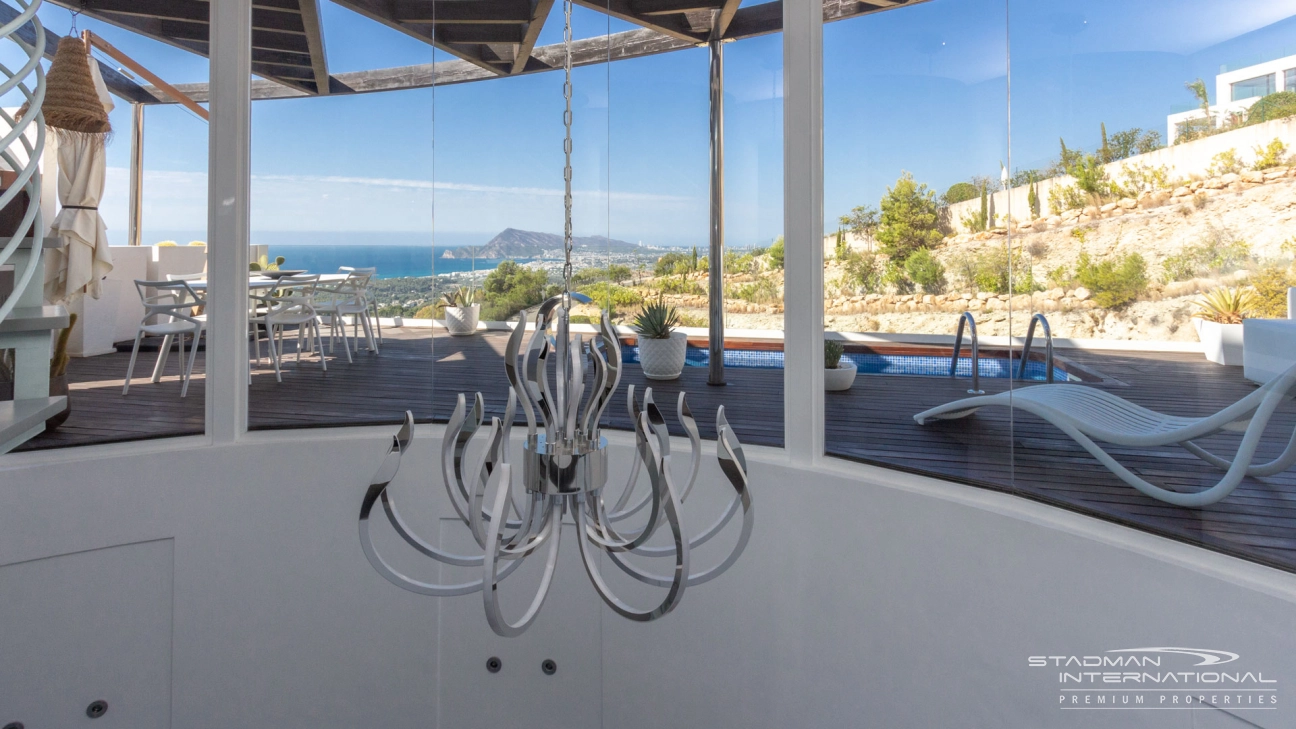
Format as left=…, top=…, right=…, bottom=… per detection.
left=1, top=426, right=1294, bottom=728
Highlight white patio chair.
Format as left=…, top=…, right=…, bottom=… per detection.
left=315, top=271, right=376, bottom=361
left=338, top=266, right=382, bottom=345
left=250, top=274, right=327, bottom=383
left=123, top=279, right=206, bottom=398
left=913, top=362, right=1296, bottom=507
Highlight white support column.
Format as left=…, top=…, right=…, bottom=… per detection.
left=782, top=0, right=823, bottom=465
left=127, top=103, right=143, bottom=246
left=206, top=0, right=252, bottom=443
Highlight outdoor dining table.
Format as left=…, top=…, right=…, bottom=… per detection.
left=184, top=273, right=350, bottom=292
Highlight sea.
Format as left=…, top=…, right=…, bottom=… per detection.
left=265, top=245, right=503, bottom=280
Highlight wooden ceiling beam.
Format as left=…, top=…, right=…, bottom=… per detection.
left=394, top=0, right=533, bottom=23
left=634, top=0, right=723, bottom=16
left=573, top=0, right=706, bottom=43
left=713, top=0, right=741, bottom=38
left=511, top=0, right=555, bottom=75
left=331, top=0, right=510, bottom=76
left=73, top=0, right=306, bottom=33
left=296, top=0, right=330, bottom=95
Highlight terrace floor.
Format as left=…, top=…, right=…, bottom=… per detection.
left=16, top=329, right=1296, bottom=573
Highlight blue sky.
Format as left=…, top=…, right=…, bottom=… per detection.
left=4, top=0, right=1296, bottom=248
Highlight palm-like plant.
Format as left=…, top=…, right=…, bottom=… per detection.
left=1193, top=286, right=1258, bottom=324
left=633, top=295, right=680, bottom=340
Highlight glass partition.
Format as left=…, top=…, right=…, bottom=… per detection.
left=8, top=6, right=210, bottom=451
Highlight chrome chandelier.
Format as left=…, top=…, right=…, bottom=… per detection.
left=357, top=0, right=753, bottom=637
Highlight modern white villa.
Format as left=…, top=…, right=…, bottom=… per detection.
left=1168, top=52, right=1296, bottom=142
left=3, top=1, right=1296, bottom=728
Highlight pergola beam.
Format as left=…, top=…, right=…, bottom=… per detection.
left=574, top=0, right=706, bottom=43
left=511, top=0, right=555, bottom=74
left=331, top=0, right=509, bottom=76
left=146, top=0, right=928, bottom=102
left=296, top=0, right=330, bottom=94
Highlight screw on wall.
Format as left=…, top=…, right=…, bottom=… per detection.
left=85, top=700, right=108, bottom=719
left=541, top=659, right=557, bottom=676
left=486, top=656, right=502, bottom=674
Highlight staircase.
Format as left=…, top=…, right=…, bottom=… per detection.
left=0, top=0, right=61, bottom=454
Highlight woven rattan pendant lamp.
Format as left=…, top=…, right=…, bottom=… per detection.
left=37, top=34, right=110, bottom=141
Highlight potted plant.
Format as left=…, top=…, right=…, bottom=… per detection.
left=633, top=295, right=687, bottom=380
left=1192, top=287, right=1255, bottom=365
left=824, top=339, right=857, bottom=391
left=442, top=286, right=480, bottom=336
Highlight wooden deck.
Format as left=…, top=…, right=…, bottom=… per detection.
left=15, top=329, right=1296, bottom=573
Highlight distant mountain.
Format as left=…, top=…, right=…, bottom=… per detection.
left=440, top=228, right=643, bottom=259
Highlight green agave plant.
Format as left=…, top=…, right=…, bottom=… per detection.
left=439, top=285, right=477, bottom=308
left=633, top=294, right=680, bottom=340
left=1192, top=286, right=1258, bottom=325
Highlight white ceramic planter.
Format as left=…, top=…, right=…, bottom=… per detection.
left=445, top=304, right=480, bottom=336
left=638, top=331, right=687, bottom=380
left=1194, top=318, right=1244, bottom=366
left=824, top=361, right=858, bottom=391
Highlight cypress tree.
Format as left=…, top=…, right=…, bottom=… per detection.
left=979, top=183, right=989, bottom=232
left=1100, top=123, right=1112, bottom=164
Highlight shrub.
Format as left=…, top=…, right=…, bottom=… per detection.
left=876, top=171, right=944, bottom=260
left=413, top=304, right=439, bottom=319
left=1208, top=148, right=1243, bottom=177
left=1046, top=265, right=1074, bottom=290
left=882, top=260, right=913, bottom=294
left=1252, top=138, right=1290, bottom=171
left=1048, top=183, right=1088, bottom=215
left=656, top=277, right=706, bottom=296
left=839, top=205, right=879, bottom=247
left=951, top=247, right=1035, bottom=294
left=726, top=277, right=781, bottom=304
left=944, top=182, right=979, bottom=205
left=834, top=229, right=847, bottom=260
left=841, top=250, right=882, bottom=294
left=904, top=248, right=946, bottom=294
left=723, top=250, right=760, bottom=275
left=1246, top=91, right=1296, bottom=125
left=767, top=237, right=785, bottom=269
left=653, top=251, right=689, bottom=277
left=1075, top=252, right=1147, bottom=308
left=1116, top=162, right=1172, bottom=197
left=1248, top=262, right=1294, bottom=319
left=481, top=260, right=548, bottom=321
left=1027, top=179, right=1041, bottom=219
left=1159, top=228, right=1252, bottom=282
left=1109, top=127, right=1164, bottom=160
left=1068, top=153, right=1113, bottom=197
left=676, top=312, right=708, bottom=328
left=578, top=282, right=643, bottom=313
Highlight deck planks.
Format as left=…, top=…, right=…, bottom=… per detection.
left=15, top=330, right=1296, bottom=572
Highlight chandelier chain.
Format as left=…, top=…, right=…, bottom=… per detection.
left=562, top=0, right=573, bottom=303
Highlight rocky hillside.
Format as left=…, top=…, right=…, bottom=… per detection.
left=441, top=228, right=639, bottom=259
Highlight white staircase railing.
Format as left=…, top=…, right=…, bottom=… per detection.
left=0, top=0, right=45, bottom=325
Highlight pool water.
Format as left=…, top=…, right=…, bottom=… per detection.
left=621, top=346, right=1069, bottom=382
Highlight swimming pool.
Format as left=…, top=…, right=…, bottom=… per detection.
left=621, top=345, right=1073, bottom=382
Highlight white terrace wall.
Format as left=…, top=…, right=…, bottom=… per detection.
left=2, top=427, right=1295, bottom=727
left=946, top=116, right=1296, bottom=233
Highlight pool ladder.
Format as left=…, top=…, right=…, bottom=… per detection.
left=950, top=312, right=984, bottom=394
left=951, top=312, right=1055, bottom=393
left=1017, top=313, right=1055, bottom=384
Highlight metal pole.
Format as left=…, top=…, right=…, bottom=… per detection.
left=128, top=103, right=143, bottom=246
left=707, top=28, right=726, bottom=386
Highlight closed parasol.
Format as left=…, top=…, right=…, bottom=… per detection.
left=40, top=36, right=113, bottom=303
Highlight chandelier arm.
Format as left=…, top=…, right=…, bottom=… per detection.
left=581, top=334, right=608, bottom=435
left=360, top=415, right=527, bottom=596
left=607, top=427, right=753, bottom=586
left=466, top=418, right=504, bottom=549
left=629, top=492, right=739, bottom=556
left=440, top=392, right=482, bottom=522
left=676, top=392, right=701, bottom=502
left=500, top=387, right=522, bottom=520
left=504, top=311, right=537, bottom=437
left=589, top=312, right=623, bottom=436
left=566, top=334, right=586, bottom=438
left=484, top=473, right=562, bottom=637
left=646, top=398, right=671, bottom=459
left=609, top=385, right=648, bottom=514
left=535, top=337, right=558, bottom=446
left=574, top=463, right=688, bottom=621
left=554, top=312, right=570, bottom=437
left=584, top=414, right=667, bottom=551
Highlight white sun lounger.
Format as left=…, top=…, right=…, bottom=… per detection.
left=913, top=363, right=1296, bottom=507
